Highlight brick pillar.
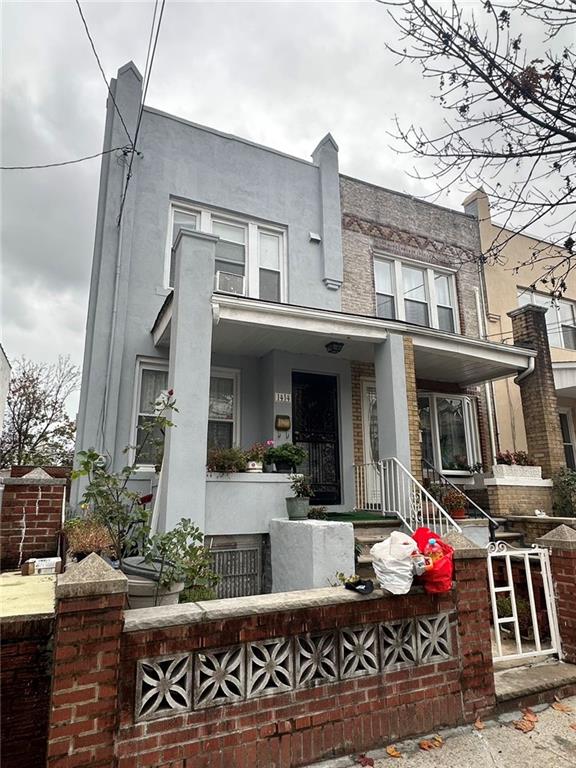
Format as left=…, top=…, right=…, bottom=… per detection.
left=445, top=533, right=496, bottom=721
left=0, top=468, right=66, bottom=570
left=508, top=305, right=565, bottom=478
left=404, top=337, right=422, bottom=481
left=536, top=525, right=576, bottom=664
left=47, top=553, right=127, bottom=767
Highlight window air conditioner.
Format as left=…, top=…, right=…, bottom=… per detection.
left=214, top=270, right=246, bottom=296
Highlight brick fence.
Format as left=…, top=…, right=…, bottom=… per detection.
left=0, top=468, right=67, bottom=570
left=0, top=526, right=570, bottom=767
left=41, top=535, right=498, bottom=768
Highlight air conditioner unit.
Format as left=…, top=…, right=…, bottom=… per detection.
left=214, top=270, right=246, bottom=296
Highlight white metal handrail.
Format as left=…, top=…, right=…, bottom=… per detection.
left=354, top=458, right=462, bottom=536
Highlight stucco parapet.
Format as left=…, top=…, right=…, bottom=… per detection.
left=483, top=477, right=553, bottom=487
left=124, top=585, right=405, bottom=633
left=443, top=532, right=487, bottom=559
left=56, top=553, right=128, bottom=599
left=536, top=524, right=576, bottom=551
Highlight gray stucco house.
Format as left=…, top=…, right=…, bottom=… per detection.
left=75, top=62, right=535, bottom=588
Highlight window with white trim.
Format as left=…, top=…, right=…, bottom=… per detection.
left=135, top=365, right=169, bottom=467
left=418, top=393, right=480, bottom=473
left=133, top=363, right=240, bottom=465
left=167, top=205, right=286, bottom=301
left=517, top=289, right=576, bottom=350
left=374, top=256, right=458, bottom=332
left=208, top=369, right=240, bottom=449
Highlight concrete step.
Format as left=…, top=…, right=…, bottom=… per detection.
left=495, top=530, right=524, bottom=544
left=495, top=660, right=576, bottom=713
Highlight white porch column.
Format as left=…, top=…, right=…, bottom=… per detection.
left=160, top=229, right=217, bottom=533
left=374, top=334, right=411, bottom=468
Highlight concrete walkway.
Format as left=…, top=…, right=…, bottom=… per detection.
left=305, top=696, right=576, bottom=768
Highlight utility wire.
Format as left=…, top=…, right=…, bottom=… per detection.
left=1, top=145, right=130, bottom=170
left=117, top=0, right=166, bottom=226
left=74, top=0, right=134, bottom=147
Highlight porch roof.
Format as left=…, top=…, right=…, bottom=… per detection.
left=152, top=293, right=536, bottom=387
left=553, top=362, right=576, bottom=399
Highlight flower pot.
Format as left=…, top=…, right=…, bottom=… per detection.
left=275, top=460, right=294, bottom=473
left=449, top=507, right=467, bottom=520
left=286, top=497, right=310, bottom=520
left=126, top=574, right=185, bottom=609
left=246, top=460, right=263, bottom=473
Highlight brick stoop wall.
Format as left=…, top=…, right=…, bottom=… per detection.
left=44, top=537, right=497, bottom=768
left=1, top=469, right=66, bottom=570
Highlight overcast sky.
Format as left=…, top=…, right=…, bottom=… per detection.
left=1, top=0, right=564, bottom=411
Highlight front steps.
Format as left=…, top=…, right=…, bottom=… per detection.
left=353, top=517, right=404, bottom=579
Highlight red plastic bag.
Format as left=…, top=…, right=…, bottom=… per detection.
left=412, top=527, right=454, bottom=594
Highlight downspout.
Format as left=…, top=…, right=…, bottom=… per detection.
left=514, top=356, right=535, bottom=385
left=474, top=282, right=498, bottom=464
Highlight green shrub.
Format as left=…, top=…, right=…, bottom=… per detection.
left=553, top=468, right=576, bottom=517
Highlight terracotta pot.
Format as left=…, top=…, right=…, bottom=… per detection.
left=449, top=507, right=467, bottom=520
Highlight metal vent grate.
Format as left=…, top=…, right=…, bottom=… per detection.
left=211, top=547, right=261, bottom=599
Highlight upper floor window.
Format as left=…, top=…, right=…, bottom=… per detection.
left=374, top=257, right=458, bottom=332
left=517, top=289, right=576, bottom=350
left=167, top=205, right=285, bottom=302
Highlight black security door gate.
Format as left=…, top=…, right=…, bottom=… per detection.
left=292, top=372, right=341, bottom=505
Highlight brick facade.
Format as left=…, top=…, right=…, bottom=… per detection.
left=1, top=616, right=54, bottom=768
left=404, top=338, right=422, bottom=480
left=506, top=515, right=576, bottom=545
left=1, top=471, right=66, bottom=570
left=509, top=305, right=566, bottom=478
left=485, top=486, right=555, bottom=518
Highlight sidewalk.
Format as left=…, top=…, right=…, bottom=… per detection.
left=305, top=696, right=576, bottom=768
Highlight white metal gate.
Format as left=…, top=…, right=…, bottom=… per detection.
left=487, top=542, right=562, bottom=663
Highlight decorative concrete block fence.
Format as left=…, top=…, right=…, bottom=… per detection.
left=1, top=526, right=568, bottom=767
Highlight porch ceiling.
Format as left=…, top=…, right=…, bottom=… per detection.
left=152, top=294, right=535, bottom=385
left=553, top=362, right=576, bottom=399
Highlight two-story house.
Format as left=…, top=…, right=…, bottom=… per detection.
left=75, top=63, right=536, bottom=588
left=464, top=189, right=576, bottom=470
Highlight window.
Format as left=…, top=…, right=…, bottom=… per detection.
left=208, top=370, right=240, bottom=448
left=418, top=393, right=480, bottom=473
left=133, top=363, right=240, bottom=464
left=167, top=205, right=285, bottom=301
left=518, top=289, right=576, bottom=350
left=374, top=257, right=458, bottom=332
left=136, top=366, right=169, bottom=466
left=559, top=411, right=576, bottom=470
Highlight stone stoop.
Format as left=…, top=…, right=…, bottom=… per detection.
left=492, top=517, right=525, bottom=547
left=494, top=659, right=576, bottom=713
left=353, top=518, right=404, bottom=580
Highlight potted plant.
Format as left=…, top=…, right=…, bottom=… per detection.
left=442, top=488, right=468, bottom=520
left=206, top=446, right=247, bottom=473
left=286, top=474, right=313, bottom=520
left=265, top=443, right=307, bottom=473
left=244, top=440, right=274, bottom=473
left=493, top=450, right=541, bottom=479
left=73, top=391, right=218, bottom=608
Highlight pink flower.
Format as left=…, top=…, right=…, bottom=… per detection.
left=167, top=389, right=174, bottom=396
left=266, top=439, right=274, bottom=446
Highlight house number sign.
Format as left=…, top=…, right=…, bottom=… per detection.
left=275, top=393, right=291, bottom=403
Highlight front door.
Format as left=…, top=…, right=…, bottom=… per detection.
left=292, top=372, right=341, bottom=505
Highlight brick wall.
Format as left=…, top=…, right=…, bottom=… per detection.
left=509, top=305, right=566, bottom=478
left=485, top=485, right=554, bottom=518
left=1, top=471, right=66, bottom=570
left=404, top=338, right=422, bottom=480
left=43, top=546, right=497, bottom=768
left=1, top=616, right=54, bottom=768
left=506, top=515, right=576, bottom=544
left=350, top=361, right=375, bottom=465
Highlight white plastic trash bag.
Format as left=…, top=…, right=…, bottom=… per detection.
left=370, top=531, right=419, bottom=595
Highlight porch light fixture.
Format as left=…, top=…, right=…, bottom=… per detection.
left=325, top=341, right=344, bottom=354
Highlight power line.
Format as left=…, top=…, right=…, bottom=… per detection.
left=1, top=145, right=130, bottom=171
left=74, top=0, right=134, bottom=147
left=117, top=0, right=166, bottom=227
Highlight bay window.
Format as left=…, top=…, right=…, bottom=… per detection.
left=418, top=393, right=480, bottom=473
left=374, top=256, right=458, bottom=332
left=518, top=289, right=576, bottom=350
left=167, top=205, right=285, bottom=301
